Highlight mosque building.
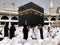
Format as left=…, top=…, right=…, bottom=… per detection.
left=0, top=0, right=60, bottom=45
left=0, top=0, right=60, bottom=27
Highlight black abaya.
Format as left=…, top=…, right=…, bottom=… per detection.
left=23, top=26, right=29, bottom=40
left=10, top=25, right=16, bottom=39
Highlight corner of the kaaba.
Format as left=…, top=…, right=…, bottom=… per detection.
left=18, top=2, right=44, bottom=27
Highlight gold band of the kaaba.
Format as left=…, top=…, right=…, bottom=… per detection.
left=19, top=8, right=44, bottom=16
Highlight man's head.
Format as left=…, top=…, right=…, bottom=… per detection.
left=38, top=24, right=42, bottom=29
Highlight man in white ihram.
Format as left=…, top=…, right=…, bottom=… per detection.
left=34, top=24, right=48, bottom=40
left=27, top=25, right=36, bottom=40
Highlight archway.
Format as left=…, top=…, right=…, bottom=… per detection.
left=1, top=16, right=9, bottom=25
left=11, top=16, right=18, bottom=25
left=51, top=18, right=56, bottom=21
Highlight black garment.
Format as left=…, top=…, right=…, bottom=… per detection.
left=4, top=24, right=9, bottom=37
left=40, top=28, right=44, bottom=39
left=0, top=31, right=3, bottom=41
left=0, top=33, right=2, bottom=35
left=23, top=26, right=29, bottom=40
left=0, top=38, right=3, bottom=41
left=10, top=25, right=16, bottom=39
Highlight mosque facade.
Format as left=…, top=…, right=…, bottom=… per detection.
left=0, top=2, right=60, bottom=27
left=0, top=11, right=60, bottom=27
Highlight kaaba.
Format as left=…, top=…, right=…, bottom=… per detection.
left=18, top=2, right=44, bottom=26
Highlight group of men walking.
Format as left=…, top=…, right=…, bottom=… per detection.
left=22, top=24, right=49, bottom=40
left=0, top=23, right=47, bottom=40
left=22, top=24, right=60, bottom=40
left=0, top=23, right=60, bottom=41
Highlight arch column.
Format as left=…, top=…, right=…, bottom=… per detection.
left=56, top=17, right=58, bottom=20
left=48, top=17, right=51, bottom=27
left=9, top=12, right=12, bottom=28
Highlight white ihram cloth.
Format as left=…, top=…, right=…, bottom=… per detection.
left=34, top=26, right=48, bottom=39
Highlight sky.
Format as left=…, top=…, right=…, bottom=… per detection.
left=0, top=0, right=60, bottom=14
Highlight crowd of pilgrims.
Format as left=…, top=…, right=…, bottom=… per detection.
left=0, top=23, right=60, bottom=45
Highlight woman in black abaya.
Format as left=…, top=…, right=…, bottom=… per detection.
left=10, top=23, right=16, bottom=39
left=23, top=25, right=29, bottom=40
left=4, top=23, right=9, bottom=37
